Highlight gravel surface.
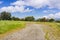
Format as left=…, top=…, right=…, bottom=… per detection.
left=0, top=24, right=46, bottom=40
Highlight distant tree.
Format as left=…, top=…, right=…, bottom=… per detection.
left=38, top=17, right=47, bottom=22
left=20, top=18, right=25, bottom=21
left=49, top=18, right=55, bottom=22
left=55, top=20, right=60, bottom=23
left=40, top=17, right=46, bottom=22
left=0, top=15, right=1, bottom=20
left=0, top=11, right=11, bottom=20
left=11, top=17, right=20, bottom=21
left=36, top=18, right=41, bottom=22
left=25, top=16, right=35, bottom=21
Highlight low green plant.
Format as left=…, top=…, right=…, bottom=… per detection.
left=0, top=21, right=25, bottom=34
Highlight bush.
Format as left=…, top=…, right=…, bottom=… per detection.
left=48, top=18, right=55, bottom=22
left=25, top=16, right=35, bottom=21
left=11, top=17, right=20, bottom=21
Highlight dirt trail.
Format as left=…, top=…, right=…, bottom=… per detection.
left=0, top=23, right=46, bottom=40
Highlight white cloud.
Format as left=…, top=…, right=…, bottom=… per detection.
left=0, top=1, right=3, bottom=4
left=0, top=0, right=60, bottom=13
left=0, top=6, right=32, bottom=13
left=48, top=14, right=54, bottom=18
left=43, top=10, right=56, bottom=13
left=49, top=0, right=60, bottom=9
left=11, top=1, right=26, bottom=6
left=55, top=12, right=60, bottom=18
left=11, top=0, right=60, bottom=9
left=25, top=0, right=50, bottom=8
left=42, top=12, right=60, bottom=19
left=24, top=8, right=33, bottom=12
left=0, top=0, right=34, bottom=13
left=11, top=0, right=50, bottom=8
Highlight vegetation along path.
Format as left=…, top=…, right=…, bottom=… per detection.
left=0, top=22, right=60, bottom=40
left=0, top=23, right=46, bottom=40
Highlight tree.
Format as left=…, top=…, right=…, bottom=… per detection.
left=55, top=20, right=60, bottom=23
left=37, top=17, right=47, bottom=22
left=11, top=17, right=20, bottom=21
left=0, top=11, right=11, bottom=20
left=49, top=18, right=54, bottom=22
left=25, top=16, right=35, bottom=21
left=36, top=18, right=41, bottom=22
left=20, top=18, right=25, bottom=21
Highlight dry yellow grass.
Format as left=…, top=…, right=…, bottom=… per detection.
left=37, top=22, right=60, bottom=40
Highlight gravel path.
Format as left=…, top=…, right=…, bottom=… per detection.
left=0, top=23, right=46, bottom=40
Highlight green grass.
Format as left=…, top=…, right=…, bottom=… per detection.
left=0, top=21, right=26, bottom=34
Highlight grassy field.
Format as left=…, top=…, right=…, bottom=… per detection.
left=0, top=21, right=26, bottom=34
left=0, top=21, right=60, bottom=40
left=37, top=22, right=60, bottom=40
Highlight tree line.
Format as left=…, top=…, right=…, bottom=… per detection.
left=0, top=11, right=60, bottom=22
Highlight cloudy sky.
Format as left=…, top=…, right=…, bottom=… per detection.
left=0, top=0, right=60, bottom=19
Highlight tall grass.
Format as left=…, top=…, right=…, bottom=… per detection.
left=37, top=22, right=60, bottom=40
left=44, top=22, right=60, bottom=40
left=0, top=21, right=25, bottom=34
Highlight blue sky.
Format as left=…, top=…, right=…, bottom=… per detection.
left=0, top=0, right=60, bottom=19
